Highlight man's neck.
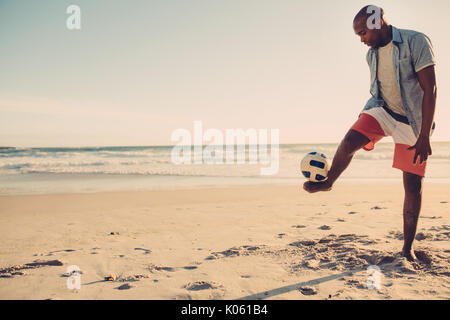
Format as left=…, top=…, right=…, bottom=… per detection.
left=379, top=25, right=393, bottom=48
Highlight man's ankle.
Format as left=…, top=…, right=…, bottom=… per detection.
left=325, top=179, right=334, bottom=188
left=402, top=245, right=413, bottom=254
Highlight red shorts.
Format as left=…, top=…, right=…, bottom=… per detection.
left=350, top=107, right=432, bottom=177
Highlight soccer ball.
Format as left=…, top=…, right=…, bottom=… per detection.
left=301, top=152, right=331, bottom=182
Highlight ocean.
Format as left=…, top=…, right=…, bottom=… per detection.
left=1, top=142, right=450, bottom=195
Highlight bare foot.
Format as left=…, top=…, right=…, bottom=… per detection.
left=402, top=249, right=417, bottom=262
left=303, top=180, right=333, bottom=194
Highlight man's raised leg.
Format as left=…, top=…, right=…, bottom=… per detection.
left=402, top=171, right=423, bottom=261
left=303, top=129, right=370, bottom=193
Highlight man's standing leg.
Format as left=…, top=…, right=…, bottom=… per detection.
left=402, top=171, right=424, bottom=261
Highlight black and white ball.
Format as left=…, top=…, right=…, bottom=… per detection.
left=301, top=152, right=331, bottom=182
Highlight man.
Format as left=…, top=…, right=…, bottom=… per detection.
left=303, top=5, right=437, bottom=262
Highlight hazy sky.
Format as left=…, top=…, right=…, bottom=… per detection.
left=1, top=0, right=449, bottom=147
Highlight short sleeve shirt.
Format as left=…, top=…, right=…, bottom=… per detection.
left=363, top=26, right=436, bottom=138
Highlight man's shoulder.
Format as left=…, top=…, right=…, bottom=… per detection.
left=396, top=27, right=431, bottom=42
left=397, top=28, right=423, bottom=36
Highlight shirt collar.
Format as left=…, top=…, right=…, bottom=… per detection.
left=391, top=26, right=403, bottom=43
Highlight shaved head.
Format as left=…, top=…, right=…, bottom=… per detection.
left=353, top=5, right=392, bottom=49
left=353, top=5, right=386, bottom=27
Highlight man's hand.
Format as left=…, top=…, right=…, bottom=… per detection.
left=408, top=135, right=432, bottom=165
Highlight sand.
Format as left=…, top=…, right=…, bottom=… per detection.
left=0, top=182, right=449, bottom=300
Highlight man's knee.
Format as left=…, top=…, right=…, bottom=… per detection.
left=403, top=172, right=423, bottom=195
left=341, top=130, right=370, bottom=155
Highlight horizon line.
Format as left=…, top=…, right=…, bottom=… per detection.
left=3, top=140, right=450, bottom=150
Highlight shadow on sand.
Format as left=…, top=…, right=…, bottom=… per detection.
left=237, top=267, right=365, bottom=300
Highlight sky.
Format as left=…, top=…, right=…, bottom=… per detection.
left=1, top=0, right=449, bottom=147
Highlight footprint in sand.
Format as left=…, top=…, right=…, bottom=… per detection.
left=388, top=230, right=404, bottom=240
left=155, top=266, right=175, bottom=272
left=118, top=274, right=150, bottom=282
left=45, top=249, right=76, bottom=256
left=414, top=251, right=433, bottom=265
left=415, top=229, right=449, bottom=241
left=134, top=248, right=151, bottom=254
left=116, top=283, right=134, bottom=290
left=299, top=286, right=318, bottom=296
left=183, top=281, right=221, bottom=291
left=183, top=266, right=198, bottom=270
left=61, top=269, right=83, bottom=277
left=289, top=240, right=317, bottom=247
left=304, top=260, right=321, bottom=270
left=148, top=264, right=176, bottom=273
left=415, top=232, right=433, bottom=241
left=0, top=260, right=64, bottom=278
left=207, top=246, right=264, bottom=260
left=345, top=279, right=365, bottom=289
left=0, top=272, right=24, bottom=278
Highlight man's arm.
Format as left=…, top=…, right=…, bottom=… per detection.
left=408, top=65, right=437, bottom=165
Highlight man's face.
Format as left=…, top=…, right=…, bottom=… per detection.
left=353, top=19, right=382, bottom=48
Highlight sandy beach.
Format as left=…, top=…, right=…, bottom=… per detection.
left=0, top=182, right=448, bottom=300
